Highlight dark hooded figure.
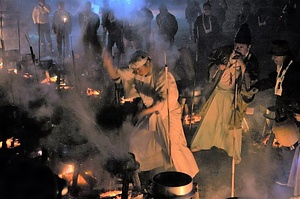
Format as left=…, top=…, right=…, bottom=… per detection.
left=234, top=1, right=256, bottom=31
left=78, top=1, right=101, bottom=56
left=193, top=2, right=220, bottom=81
left=156, top=3, right=178, bottom=45
left=185, top=0, right=201, bottom=40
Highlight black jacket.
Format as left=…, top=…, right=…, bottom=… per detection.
left=253, top=57, right=300, bottom=121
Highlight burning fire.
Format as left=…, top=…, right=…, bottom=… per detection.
left=41, top=71, right=57, bottom=84
left=86, top=88, right=101, bottom=96
left=8, top=68, right=18, bottom=74
left=59, top=83, right=73, bottom=90
left=23, top=73, right=33, bottom=78
left=0, top=137, right=21, bottom=148
left=58, top=163, right=92, bottom=186
left=0, top=62, right=18, bottom=74
left=100, top=190, right=122, bottom=198
left=183, top=114, right=201, bottom=125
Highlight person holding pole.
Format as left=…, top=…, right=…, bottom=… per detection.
left=102, top=49, right=199, bottom=186
left=190, top=23, right=258, bottom=165
left=52, top=1, right=72, bottom=60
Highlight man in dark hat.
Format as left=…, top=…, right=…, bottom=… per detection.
left=190, top=23, right=259, bottom=164
left=232, top=23, right=259, bottom=102
left=251, top=40, right=300, bottom=190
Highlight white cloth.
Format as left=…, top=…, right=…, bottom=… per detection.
left=191, top=64, right=243, bottom=163
left=117, top=65, right=199, bottom=177
left=288, top=143, right=300, bottom=196
left=275, top=60, right=293, bottom=96
left=32, top=4, right=51, bottom=24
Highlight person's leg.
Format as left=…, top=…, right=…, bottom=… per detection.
left=277, top=147, right=295, bottom=185
left=64, top=33, right=70, bottom=56
left=39, top=24, right=46, bottom=52
left=91, top=34, right=102, bottom=55
left=44, top=23, right=53, bottom=52
left=56, top=32, right=62, bottom=57
left=82, top=34, right=90, bottom=55
left=107, top=34, right=114, bottom=55
left=188, top=21, right=193, bottom=40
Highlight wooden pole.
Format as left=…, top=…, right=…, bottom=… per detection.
left=164, top=51, right=172, bottom=167
left=231, top=60, right=239, bottom=198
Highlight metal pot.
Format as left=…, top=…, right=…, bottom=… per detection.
left=151, top=171, right=194, bottom=198
left=181, top=87, right=203, bottom=105
left=272, top=118, right=300, bottom=147
left=39, top=57, right=54, bottom=70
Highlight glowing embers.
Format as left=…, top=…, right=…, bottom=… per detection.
left=99, top=190, right=122, bottom=198
left=99, top=188, right=144, bottom=199
left=58, top=163, right=95, bottom=186
left=86, top=87, right=101, bottom=97
left=0, top=137, right=21, bottom=149
left=40, top=70, right=58, bottom=84
left=183, top=114, right=202, bottom=125
left=7, top=68, right=18, bottom=74
left=0, top=59, right=19, bottom=74
left=39, top=70, right=73, bottom=90
left=23, top=73, right=33, bottom=78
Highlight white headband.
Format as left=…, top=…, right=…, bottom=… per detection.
left=129, top=57, right=148, bottom=69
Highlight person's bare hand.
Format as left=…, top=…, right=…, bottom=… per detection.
left=294, top=113, right=300, bottom=122
left=219, top=64, right=226, bottom=70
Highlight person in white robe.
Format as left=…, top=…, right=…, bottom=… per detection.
left=102, top=49, right=199, bottom=180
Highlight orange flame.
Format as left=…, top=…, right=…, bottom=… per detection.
left=23, top=73, right=33, bottom=78
left=58, top=163, right=91, bottom=186
left=183, top=114, right=201, bottom=125
left=86, top=88, right=101, bottom=96
left=0, top=137, right=21, bottom=149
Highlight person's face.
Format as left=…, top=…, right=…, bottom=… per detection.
left=39, top=0, right=45, bottom=6
left=272, top=55, right=286, bottom=66
left=85, top=2, right=92, bottom=11
left=132, top=61, right=151, bottom=76
left=234, top=43, right=250, bottom=56
left=203, top=6, right=211, bottom=16
left=159, top=7, right=167, bottom=15
left=58, top=4, right=64, bottom=10
left=242, top=5, right=251, bottom=15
